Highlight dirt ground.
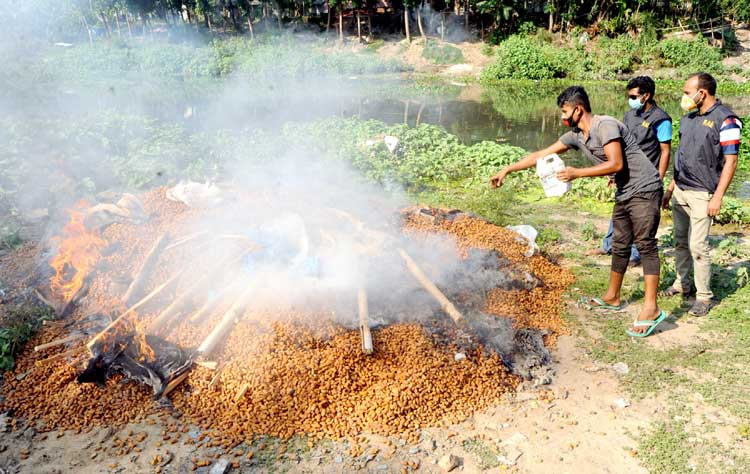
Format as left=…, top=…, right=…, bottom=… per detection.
left=0, top=326, right=655, bottom=474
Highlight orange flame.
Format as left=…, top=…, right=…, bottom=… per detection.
left=134, top=319, right=156, bottom=362
left=49, top=201, right=106, bottom=302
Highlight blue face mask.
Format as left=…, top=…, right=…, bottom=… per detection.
left=628, top=97, right=643, bottom=110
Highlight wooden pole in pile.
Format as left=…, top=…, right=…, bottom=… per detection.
left=195, top=283, right=254, bottom=357
left=149, top=247, right=253, bottom=334
left=161, top=284, right=253, bottom=398
left=34, top=333, right=85, bottom=352
left=86, top=269, right=184, bottom=352
left=122, top=232, right=170, bottom=305
left=397, top=248, right=465, bottom=325
left=358, top=288, right=374, bottom=355
left=35, top=346, right=84, bottom=366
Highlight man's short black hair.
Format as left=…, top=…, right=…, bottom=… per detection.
left=556, top=86, right=592, bottom=112
left=626, top=76, right=656, bottom=100
left=690, top=72, right=717, bottom=95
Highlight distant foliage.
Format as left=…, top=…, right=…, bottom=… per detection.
left=422, top=41, right=465, bottom=65
left=482, top=33, right=726, bottom=82
left=658, top=36, right=724, bottom=73
left=481, top=36, right=563, bottom=80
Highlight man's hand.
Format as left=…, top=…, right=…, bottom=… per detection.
left=489, top=170, right=508, bottom=189
left=707, top=194, right=723, bottom=217
left=556, top=167, right=579, bottom=183
left=661, top=190, right=672, bottom=210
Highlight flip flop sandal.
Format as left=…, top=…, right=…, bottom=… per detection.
left=626, top=310, right=668, bottom=338
left=578, top=296, right=624, bottom=311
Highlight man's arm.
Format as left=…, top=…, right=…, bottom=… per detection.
left=557, top=139, right=624, bottom=182
left=708, top=154, right=738, bottom=216
left=654, top=119, right=673, bottom=179
left=490, top=140, right=570, bottom=188
left=708, top=117, right=744, bottom=216
left=658, top=143, right=671, bottom=179
left=662, top=180, right=675, bottom=210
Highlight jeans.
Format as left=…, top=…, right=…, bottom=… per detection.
left=610, top=191, right=662, bottom=275
left=602, top=219, right=641, bottom=262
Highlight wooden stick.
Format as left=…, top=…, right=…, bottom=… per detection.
left=87, top=269, right=184, bottom=351
left=208, top=369, right=223, bottom=389
left=122, top=232, right=170, bottom=305
left=397, top=248, right=464, bottom=324
left=34, top=334, right=85, bottom=352
left=163, top=231, right=209, bottom=251
left=358, top=288, right=373, bottom=355
left=35, top=346, right=84, bottom=366
left=196, top=283, right=254, bottom=357
left=161, top=370, right=191, bottom=397
left=149, top=248, right=253, bottom=334
left=42, top=320, right=67, bottom=328
left=195, top=360, right=217, bottom=370
left=34, top=289, right=59, bottom=313
left=189, top=279, right=243, bottom=324
left=234, top=383, right=250, bottom=403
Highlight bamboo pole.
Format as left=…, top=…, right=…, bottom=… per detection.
left=163, top=231, right=208, bottom=251
left=397, top=248, right=464, bottom=324
left=35, top=346, right=84, bottom=366
left=161, top=370, right=191, bottom=397
left=234, top=383, right=250, bottom=402
left=122, top=232, right=170, bottom=305
left=86, top=269, right=184, bottom=352
left=196, top=283, right=254, bottom=357
left=358, top=288, right=373, bottom=355
left=149, top=248, right=252, bottom=334
left=34, top=334, right=85, bottom=352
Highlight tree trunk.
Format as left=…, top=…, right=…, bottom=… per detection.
left=126, top=12, right=133, bottom=37
left=247, top=16, right=254, bottom=39
left=367, top=12, right=372, bottom=38
left=99, top=13, right=112, bottom=37
left=356, top=10, right=361, bottom=41
left=326, top=4, right=331, bottom=32
left=115, top=11, right=122, bottom=36
left=548, top=0, right=554, bottom=32
left=464, top=0, right=469, bottom=30
left=276, top=1, right=282, bottom=29
left=404, top=8, right=411, bottom=43
left=338, top=7, right=343, bottom=41
left=81, top=15, right=93, bottom=45
left=416, top=5, right=426, bottom=40
left=441, top=12, right=444, bottom=40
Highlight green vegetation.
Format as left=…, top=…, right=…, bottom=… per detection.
left=482, top=32, right=734, bottom=82
left=422, top=41, right=465, bottom=65
left=0, top=305, right=54, bottom=371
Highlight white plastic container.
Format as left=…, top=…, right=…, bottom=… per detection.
left=536, top=153, right=571, bottom=197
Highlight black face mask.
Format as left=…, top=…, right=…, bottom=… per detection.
left=562, top=108, right=580, bottom=128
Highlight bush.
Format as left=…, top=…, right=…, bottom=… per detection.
left=658, top=37, right=724, bottom=73
left=481, top=35, right=562, bottom=81
left=422, top=41, right=465, bottom=65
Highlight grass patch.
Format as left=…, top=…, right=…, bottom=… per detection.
left=0, top=304, right=55, bottom=372
left=462, top=437, right=502, bottom=469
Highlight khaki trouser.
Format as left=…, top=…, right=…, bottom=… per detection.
left=672, top=184, right=713, bottom=300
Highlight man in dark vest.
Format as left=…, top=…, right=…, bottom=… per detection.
left=662, top=72, right=743, bottom=316
left=491, top=86, right=667, bottom=337
left=593, top=76, right=672, bottom=264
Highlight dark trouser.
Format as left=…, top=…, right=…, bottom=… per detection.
left=602, top=219, right=641, bottom=262
left=611, top=191, right=662, bottom=275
